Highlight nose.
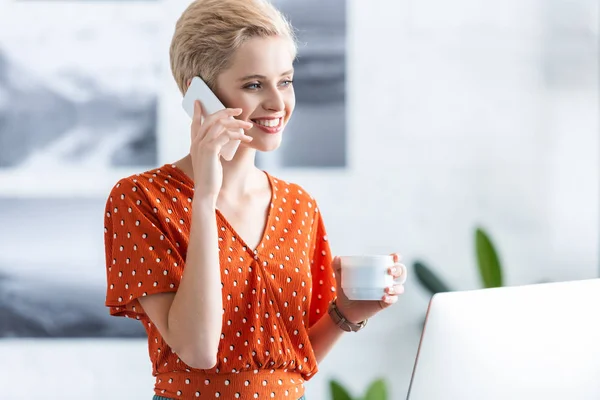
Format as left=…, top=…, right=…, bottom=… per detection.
left=262, top=86, right=285, bottom=112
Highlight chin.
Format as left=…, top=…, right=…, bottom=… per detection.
left=254, top=139, right=283, bottom=153
left=249, top=129, right=284, bottom=152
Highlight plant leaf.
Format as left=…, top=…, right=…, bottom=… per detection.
left=414, top=261, right=452, bottom=295
left=330, top=379, right=354, bottom=400
left=475, top=227, right=503, bottom=288
left=364, top=378, right=388, bottom=400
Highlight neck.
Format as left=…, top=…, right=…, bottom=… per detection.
left=221, top=147, right=262, bottom=195
left=176, top=146, right=263, bottom=197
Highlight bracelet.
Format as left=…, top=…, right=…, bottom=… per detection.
left=327, top=298, right=368, bottom=332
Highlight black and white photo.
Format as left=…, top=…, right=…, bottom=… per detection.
left=0, top=2, right=161, bottom=197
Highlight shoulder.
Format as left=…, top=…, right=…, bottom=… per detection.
left=106, top=164, right=189, bottom=205
left=267, top=172, right=320, bottom=211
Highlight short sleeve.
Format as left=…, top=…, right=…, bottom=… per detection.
left=308, top=206, right=337, bottom=328
left=103, top=178, right=185, bottom=319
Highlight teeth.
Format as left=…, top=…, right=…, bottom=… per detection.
left=254, top=118, right=280, bottom=127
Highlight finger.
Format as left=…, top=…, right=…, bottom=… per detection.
left=390, top=252, right=402, bottom=263
left=388, top=263, right=407, bottom=283
left=218, top=118, right=254, bottom=132
left=190, top=100, right=204, bottom=140
left=194, top=100, right=204, bottom=118
left=202, top=107, right=243, bottom=127
left=192, top=118, right=247, bottom=146
left=204, top=118, right=251, bottom=142
left=332, top=256, right=341, bottom=273
left=204, top=121, right=253, bottom=143
left=381, top=293, right=399, bottom=305
left=385, top=284, right=404, bottom=296
left=194, top=108, right=244, bottom=142
left=192, top=125, right=251, bottom=153
left=210, top=129, right=253, bottom=149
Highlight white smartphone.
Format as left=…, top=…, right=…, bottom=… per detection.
left=182, top=76, right=241, bottom=161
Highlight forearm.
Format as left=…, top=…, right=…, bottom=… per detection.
left=168, top=197, right=223, bottom=365
left=308, top=308, right=346, bottom=364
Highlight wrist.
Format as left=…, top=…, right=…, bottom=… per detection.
left=328, top=298, right=368, bottom=332
left=335, top=301, right=362, bottom=324
left=192, top=195, right=217, bottom=211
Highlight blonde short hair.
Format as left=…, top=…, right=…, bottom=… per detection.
left=170, top=0, right=297, bottom=94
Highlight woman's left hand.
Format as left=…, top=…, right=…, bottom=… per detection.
left=332, top=253, right=407, bottom=324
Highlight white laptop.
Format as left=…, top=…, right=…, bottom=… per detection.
left=407, top=278, right=600, bottom=400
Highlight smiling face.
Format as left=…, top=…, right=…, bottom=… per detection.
left=213, top=35, right=296, bottom=152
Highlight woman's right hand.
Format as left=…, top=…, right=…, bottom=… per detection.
left=190, top=100, right=253, bottom=201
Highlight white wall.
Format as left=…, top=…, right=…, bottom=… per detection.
left=0, top=0, right=598, bottom=399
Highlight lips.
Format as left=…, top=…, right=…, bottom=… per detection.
left=251, top=117, right=283, bottom=127
left=250, top=117, right=284, bottom=134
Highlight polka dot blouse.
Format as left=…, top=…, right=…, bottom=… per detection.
left=103, top=164, right=337, bottom=399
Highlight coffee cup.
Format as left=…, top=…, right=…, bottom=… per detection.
left=339, top=255, right=401, bottom=301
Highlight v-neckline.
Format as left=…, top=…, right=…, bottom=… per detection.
left=164, top=163, right=276, bottom=256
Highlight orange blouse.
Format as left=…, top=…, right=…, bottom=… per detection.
left=103, top=164, right=336, bottom=399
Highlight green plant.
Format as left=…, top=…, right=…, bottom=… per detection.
left=330, top=378, right=388, bottom=400
left=414, top=226, right=503, bottom=296
left=475, top=227, right=503, bottom=288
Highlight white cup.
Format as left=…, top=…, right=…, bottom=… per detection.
left=339, top=255, right=396, bottom=301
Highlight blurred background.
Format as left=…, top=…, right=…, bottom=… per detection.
left=0, top=0, right=597, bottom=398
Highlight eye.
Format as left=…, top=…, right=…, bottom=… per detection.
left=281, top=79, right=294, bottom=87
left=244, top=82, right=261, bottom=90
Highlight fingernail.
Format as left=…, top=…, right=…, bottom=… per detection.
left=388, top=286, right=395, bottom=294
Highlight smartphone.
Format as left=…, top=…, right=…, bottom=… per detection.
left=182, top=76, right=241, bottom=161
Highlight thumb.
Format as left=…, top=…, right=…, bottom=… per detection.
left=332, top=255, right=341, bottom=273
left=191, top=100, right=204, bottom=140
left=194, top=99, right=203, bottom=115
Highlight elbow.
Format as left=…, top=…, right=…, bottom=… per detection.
left=183, top=354, right=218, bottom=370
left=176, top=346, right=218, bottom=370
left=164, top=322, right=222, bottom=369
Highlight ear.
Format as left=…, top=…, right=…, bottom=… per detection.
left=186, top=78, right=192, bottom=88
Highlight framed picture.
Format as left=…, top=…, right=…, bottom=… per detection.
left=0, top=196, right=147, bottom=338
left=0, top=0, right=348, bottom=198
left=0, top=1, right=162, bottom=198
left=257, top=0, right=347, bottom=169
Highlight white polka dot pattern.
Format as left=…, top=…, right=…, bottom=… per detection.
left=104, top=176, right=185, bottom=319
left=104, top=165, right=336, bottom=399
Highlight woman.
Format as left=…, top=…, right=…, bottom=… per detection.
left=103, top=0, right=407, bottom=398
